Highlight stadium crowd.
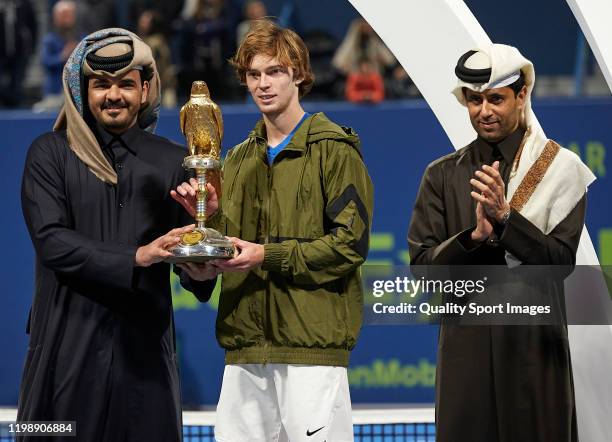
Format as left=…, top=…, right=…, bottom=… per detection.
left=0, top=0, right=418, bottom=110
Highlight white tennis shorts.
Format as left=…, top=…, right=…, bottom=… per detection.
left=214, top=364, right=354, bottom=442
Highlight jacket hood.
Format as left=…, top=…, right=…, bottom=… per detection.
left=250, top=112, right=362, bottom=156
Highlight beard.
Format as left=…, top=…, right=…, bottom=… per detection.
left=98, top=102, right=138, bottom=132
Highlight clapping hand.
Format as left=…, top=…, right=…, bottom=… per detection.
left=470, top=161, right=511, bottom=223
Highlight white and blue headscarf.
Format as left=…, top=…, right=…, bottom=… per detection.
left=54, top=28, right=161, bottom=184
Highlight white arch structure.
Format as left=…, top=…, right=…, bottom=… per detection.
left=567, top=0, right=612, bottom=91
left=346, top=0, right=612, bottom=440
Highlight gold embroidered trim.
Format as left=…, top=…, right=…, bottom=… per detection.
left=510, top=140, right=560, bottom=212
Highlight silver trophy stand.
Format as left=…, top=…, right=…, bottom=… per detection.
left=166, top=156, right=234, bottom=263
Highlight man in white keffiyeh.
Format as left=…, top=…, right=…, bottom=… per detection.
left=452, top=44, right=595, bottom=265
left=408, top=44, right=595, bottom=442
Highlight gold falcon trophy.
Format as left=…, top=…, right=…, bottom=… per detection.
left=167, top=81, right=234, bottom=262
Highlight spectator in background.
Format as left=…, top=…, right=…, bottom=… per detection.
left=129, top=0, right=184, bottom=35
left=175, top=0, right=234, bottom=101
left=332, top=17, right=396, bottom=77
left=0, top=0, right=37, bottom=108
left=73, top=0, right=115, bottom=36
left=138, top=9, right=177, bottom=108
left=34, top=0, right=79, bottom=112
left=178, top=0, right=200, bottom=21
left=387, top=64, right=420, bottom=99
left=345, top=57, right=384, bottom=103
left=236, top=0, right=267, bottom=45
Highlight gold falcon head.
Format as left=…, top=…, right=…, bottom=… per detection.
left=191, top=81, right=210, bottom=98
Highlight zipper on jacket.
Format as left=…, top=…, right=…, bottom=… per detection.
left=262, top=163, right=273, bottom=365
left=262, top=341, right=269, bottom=365
left=227, top=145, right=249, bottom=201
left=295, top=144, right=310, bottom=209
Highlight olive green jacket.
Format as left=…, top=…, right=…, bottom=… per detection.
left=210, top=112, right=373, bottom=367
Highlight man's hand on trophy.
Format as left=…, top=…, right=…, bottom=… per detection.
left=175, top=262, right=220, bottom=281
left=170, top=178, right=219, bottom=218
left=135, top=225, right=195, bottom=267
left=211, top=237, right=264, bottom=272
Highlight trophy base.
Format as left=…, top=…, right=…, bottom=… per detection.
left=166, top=228, right=234, bottom=263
